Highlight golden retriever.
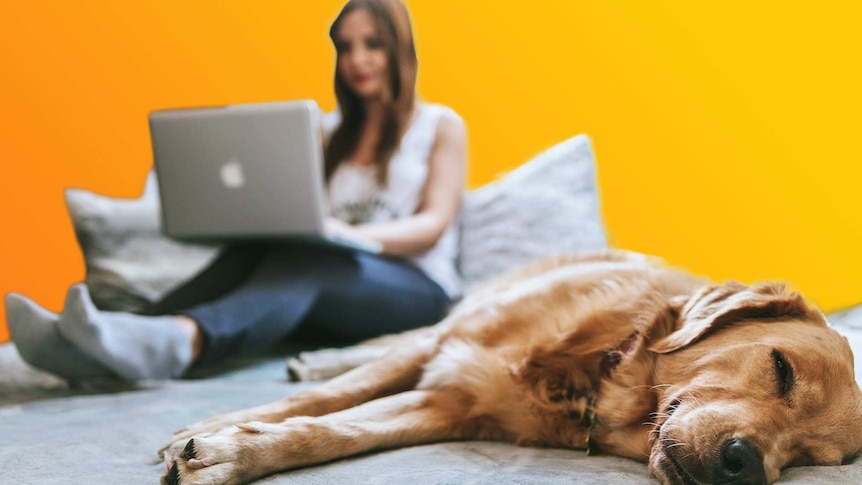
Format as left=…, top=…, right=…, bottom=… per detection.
left=160, top=250, right=862, bottom=485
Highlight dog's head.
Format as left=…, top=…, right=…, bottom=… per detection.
left=647, top=282, right=862, bottom=485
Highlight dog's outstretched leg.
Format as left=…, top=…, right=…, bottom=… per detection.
left=285, top=326, right=434, bottom=382
left=162, top=389, right=472, bottom=485
left=162, top=330, right=440, bottom=456
left=286, top=345, right=390, bottom=381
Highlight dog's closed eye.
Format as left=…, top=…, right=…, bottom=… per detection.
left=772, top=349, right=794, bottom=399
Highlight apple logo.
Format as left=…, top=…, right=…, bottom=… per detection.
left=220, top=157, right=245, bottom=189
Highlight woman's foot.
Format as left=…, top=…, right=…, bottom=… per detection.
left=5, top=293, right=116, bottom=380
left=57, top=284, right=193, bottom=380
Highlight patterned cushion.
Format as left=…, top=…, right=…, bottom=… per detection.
left=65, top=172, right=221, bottom=311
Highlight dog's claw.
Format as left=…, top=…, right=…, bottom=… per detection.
left=182, top=439, right=197, bottom=460
left=166, top=462, right=180, bottom=485
left=286, top=364, right=301, bottom=382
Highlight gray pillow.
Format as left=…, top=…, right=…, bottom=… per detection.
left=66, top=134, right=606, bottom=310
left=459, top=134, right=607, bottom=289
left=65, top=172, right=221, bottom=312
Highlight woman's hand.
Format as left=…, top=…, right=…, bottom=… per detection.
left=324, top=217, right=358, bottom=239
left=325, top=218, right=385, bottom=254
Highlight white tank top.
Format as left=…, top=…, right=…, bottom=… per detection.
left=324, top=103, right=463, bottom=298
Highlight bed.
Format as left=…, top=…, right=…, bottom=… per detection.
left=2, top=306, right=862, bottom=484
left=3, top=135, right=860, bottom=483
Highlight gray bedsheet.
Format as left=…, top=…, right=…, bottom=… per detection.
left=2, top=306, right=862, bottom=484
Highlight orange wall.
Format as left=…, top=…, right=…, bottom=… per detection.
left=2, top=1, right=861, bottom=342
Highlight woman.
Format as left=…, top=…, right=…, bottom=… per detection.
left=5, top=0, right=466, bottom=381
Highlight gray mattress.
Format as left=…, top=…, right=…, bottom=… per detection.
left=3, top=305, right=862, bottom=484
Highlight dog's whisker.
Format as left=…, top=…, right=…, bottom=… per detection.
left=649, top=383, right=681, bottom=392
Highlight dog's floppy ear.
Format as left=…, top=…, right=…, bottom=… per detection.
left=648, top=281, right=826, bottom=354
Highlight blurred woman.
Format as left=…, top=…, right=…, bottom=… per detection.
left=6, top=0, right=467, bottom=381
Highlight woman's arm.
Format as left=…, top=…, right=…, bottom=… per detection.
left=327, top=112, right=467, bottom=257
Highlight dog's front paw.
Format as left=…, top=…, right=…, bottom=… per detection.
left=160, top=423, right=277, bottom=485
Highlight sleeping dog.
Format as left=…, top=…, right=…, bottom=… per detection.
left=161, top=250, right=862, bottom=485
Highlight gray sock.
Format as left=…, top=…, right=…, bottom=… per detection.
left=5, top=293, right=116, bottom=380
left=56, top=284, right=192, bottom=380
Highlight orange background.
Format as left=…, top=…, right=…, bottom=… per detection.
left=2, top=1, right=861, bottom=343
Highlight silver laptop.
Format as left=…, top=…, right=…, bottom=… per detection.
left=148, top=100, right=381, bottom=253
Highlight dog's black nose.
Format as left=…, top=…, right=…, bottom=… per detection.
left=717, top=438, right=766, bottom=485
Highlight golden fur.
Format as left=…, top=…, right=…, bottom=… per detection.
left=160, top=250, right=862, bottom=485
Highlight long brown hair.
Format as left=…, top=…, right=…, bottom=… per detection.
left=324, top=0, right=418, bottom=185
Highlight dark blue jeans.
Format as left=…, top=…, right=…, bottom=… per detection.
left=144, top=243, right=450, bottom=368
